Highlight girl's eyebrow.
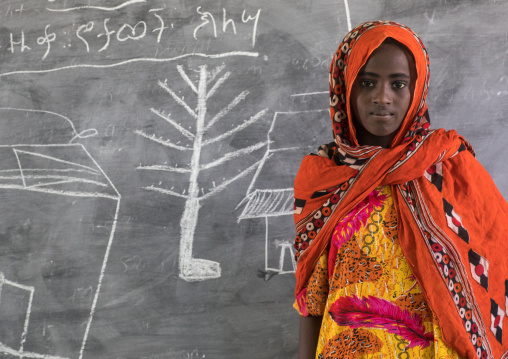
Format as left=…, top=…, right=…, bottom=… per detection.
left=359, top=71, right=410, bottom=79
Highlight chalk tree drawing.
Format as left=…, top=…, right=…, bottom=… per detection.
left=237, top=108, right=329, bottom=279
left=136, top=64, right=268, bottom=281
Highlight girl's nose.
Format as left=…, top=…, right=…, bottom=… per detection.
left=373, top=84, right=392, bottom=105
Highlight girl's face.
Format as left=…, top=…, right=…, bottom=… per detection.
left=350, top=42, right=415, bottom=148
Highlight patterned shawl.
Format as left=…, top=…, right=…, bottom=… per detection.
left=293, top=21, right=508, bottom=358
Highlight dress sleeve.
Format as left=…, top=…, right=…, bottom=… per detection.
left=293, top=250, right=329, bottom=316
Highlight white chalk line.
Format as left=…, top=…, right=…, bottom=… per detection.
left=134, top=129, right=191, bottom=151
left=244, top=111, right=279, bottom=196
left=205, top=90, right=249, bottom=131
left=244, top=109, right=328, bottom=196
left=263, top=217, right=295, bottom=274
left=0, top=277, right=46, bottom=359
left=76, top=145, right=121, bottom=359
left=207, top=64, right=227, bottom=84
left=266, top=194, right=292, bottom=215
left=264, top=217, right=269, bottom=269
left=158, top=80, right=198, bottom=120
left=19, top=280, right=34, bottom=354
left=174, top=64, right=209, bottom=276
left=2, top=273, right=35, bottom=355
left=256, top=189, right=293, bottom=215
left=200, top=158, right=263, bottom=201
left=0, top=143, right=86, bottom=148
left=278, top=146, right=308, bottom=151
left=0, top=173, right=108, bottom=187
left=0, top=107, right=97, bottom=141
left=25, top=177, right=109, bottom=189
left=137, top=165, right=191, bottom=174
left=206, top=71, right=231, bottom=100
left=79, top=199, right=120, bottom=359
left=241, top=211, right=293, bottom=220
left=0, top=168, right=100, bottom=176
left=0, top=183, right=119, bottom=200
left=0, top=273, right=4, bottom=310
left=176, top=65, right=198, bottom=94
left=13, top=148, right=26, bottom=188
left=76, top=142, right=121, bottom=198
left=150, top=108, right=195, bottom=141
left=238, top=188, right=293, bottom=219
left=8, top=144, right=120, bottom=200
left=178, top=65, right=208, bottom=280
left=344, top=0, right=352, bottom=31
left=47, top=0, right=146, bottom=12
left=203, top=108, right=268, bottom=146
left=143, top=185, right=188, bottom=199
left=255, top=109, right=328, bottom=195
left=290, top=91, right=328, bottom=97
left=13, top=149, right=101, bottom=174
left=275, top=241, right=296, bottom=273
left=0, top=342, right=68, bottom=359
left=2, top=278, right=34, bottom=292
left=268, top=109, right=329, bottom=115
left=0, top=52, right=259, bottom=77
left=200, top=141, right=266, bottom=171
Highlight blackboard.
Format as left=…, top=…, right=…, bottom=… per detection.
left=0, top=0, right=507, bottom=358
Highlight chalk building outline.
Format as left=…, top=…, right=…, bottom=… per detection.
left=237, top=107, right=329, bottom=277
left=0, top=108, right=119, bottom=359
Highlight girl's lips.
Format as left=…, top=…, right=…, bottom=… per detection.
left=371, top=113, right=393, bottom=119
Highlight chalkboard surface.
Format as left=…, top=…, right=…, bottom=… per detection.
left=0, top=0, right=507, bottom=358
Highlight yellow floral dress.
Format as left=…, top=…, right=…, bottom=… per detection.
left=295, top=186, right=463, bottom=359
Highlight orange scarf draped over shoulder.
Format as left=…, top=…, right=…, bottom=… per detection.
left=293, top=21, right=508, bottom=358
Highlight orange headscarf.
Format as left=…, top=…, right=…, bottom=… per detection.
left=293, top=21, right=508, bottom=358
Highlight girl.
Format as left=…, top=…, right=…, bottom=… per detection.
left=293, top=21, right=508, bottom=359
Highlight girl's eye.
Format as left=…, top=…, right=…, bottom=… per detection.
left=393, top=81, right=407, bottom=89
left=360, top=80, right=374, bottom=87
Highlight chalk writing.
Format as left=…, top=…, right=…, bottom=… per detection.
left=76, top=21, right=94, bottom=52
left=193, top=7, right=261, bottom=47
left=8, top=31, right=30, bottom=53
left=97, top=18, right=116, bottom=52
left=121, top=255, right=145, bottom=273
left=117, top=20, right=147, bottom=41
left=2, top=6, right=262, bottom=60
left=194, top=7, right=218, bottom=39
left=241, top=9, right=262, bottom=47
left=36, top=24, right=56, bottom=60
left=223, top=8, right=237, bottom=34
left=150, top=8, right=168, bottom=43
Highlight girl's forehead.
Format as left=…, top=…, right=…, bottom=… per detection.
left=358, top=42, right=416, bottom=80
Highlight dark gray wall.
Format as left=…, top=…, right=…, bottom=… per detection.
left=0, top=1, right=506, bottom=358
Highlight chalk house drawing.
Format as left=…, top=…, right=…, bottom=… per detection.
left=136, top=64, right=268, bottom=282
left=0, top=108, right=119, bottom=359
left=237, top=108, right=329, bottom=279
